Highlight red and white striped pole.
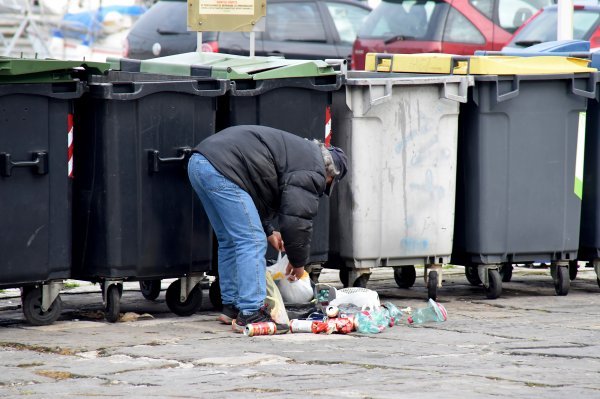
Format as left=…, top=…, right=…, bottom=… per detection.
left=324, top=106, right=332, bottom=147
left=67, top=113, right=73, bottom=178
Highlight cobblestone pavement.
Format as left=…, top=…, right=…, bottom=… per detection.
left=1, top=265, right=599, bottom=398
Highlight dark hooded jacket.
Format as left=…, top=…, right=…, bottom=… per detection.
left=194, top=125, right=326, bottom=267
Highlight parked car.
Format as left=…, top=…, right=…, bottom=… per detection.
left=125, top=0, right=371, bottom=62
left=351, top=0, right=552, bottom=70
left=503, top=4, right=600, bottom=50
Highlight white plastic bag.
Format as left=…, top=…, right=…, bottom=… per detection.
left=267, top=252, right=314, bottom=304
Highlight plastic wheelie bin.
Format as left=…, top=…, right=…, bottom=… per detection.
left=0, top=58, right=106, bottom=325
left=477, top=40, right=600, bottom=284
left=108, top=53, right=343, bottom=309
left=73, top=70, right=228, bottom=321
left=328, top=60, right=472, bottom=300
left=578, top=71, right=600, bottom=287
left=436, top=54, right=596, bottom=298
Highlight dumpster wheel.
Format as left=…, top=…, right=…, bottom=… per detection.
left=427, top=271, right=438, bottom=301
left=105, top=284, right=122, bottom=323
left=464, top=266, right=482, bottom=286
left=393, top=266, right=416, bottom=288
left=139, top=280, right=162, bottom=301
left=209, top=279, right=223, bottom=310
left=484, top=270, right=502, bottom=299
left=339, top=268, right=349, bottom=287
left=353, top=274, right=370, bottom=288
left=568, top=260, right=578, bottom=281
left=500, top=263, right=513, bottom=282
left=166, top=280, right=202, bottom=317
left=22, top=287, right=63, bottom=326
left=554, top=265, right=570, bottom=296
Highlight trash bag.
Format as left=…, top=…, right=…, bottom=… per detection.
left=267, top=252, right=314, bottom=304
left=265, top=271, right=289, bottom=326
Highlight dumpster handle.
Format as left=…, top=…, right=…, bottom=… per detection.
left=571, top=74, right=597, bottom=99
left=100, top=80, right=228, bottom=100
left=148, top=147, right=192, bottom=173
left=374, top=53, right=393, bottom=72
left=441, top=78, right=468, bottom=103
left=0, top=152, right=48, bottom=177
left=368, top=80, right=393, bottom=107
left=230, top=75, right=342, bottom=96
left=496, top=77, right=520, bottom=103
left=450, top=56, right=470, bottom=75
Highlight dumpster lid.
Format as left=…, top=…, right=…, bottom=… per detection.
left=108, top=52, right=339, bottom=80
left=365, top=53, right=596, bottom=75
left=0, top=57, right=109, bottom=77
left=345, top=70, right=473, bottom=86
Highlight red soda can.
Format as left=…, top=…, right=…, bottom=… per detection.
left=289, top=319, right=315, bottom=333
left=329, top=318, right=354, bottom=334
left=244, top=322, right=277, bottom=336
left=311, top=321, right=332, bottom=334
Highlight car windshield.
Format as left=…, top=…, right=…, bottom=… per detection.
left=357, top=0, right=449, bottom=41
left=508, top=8, right=600, bottom=47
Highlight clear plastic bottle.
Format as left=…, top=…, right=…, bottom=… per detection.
left=408, top=299, right=448, bottom=325
left=355, top=308, right=389, bottom=334
left=381, top=302, right=405, bottom=325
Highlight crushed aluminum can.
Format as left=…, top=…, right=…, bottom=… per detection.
left=244, top=322, right=277, bottom=336
left=289, top=319, right=315, bottom=333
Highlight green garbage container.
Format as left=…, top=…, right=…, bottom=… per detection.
left=0, top=57, right=107, bottom=325
left=109, top=52, right=343, bottom=309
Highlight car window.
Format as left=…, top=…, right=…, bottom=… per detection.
left=508, top=8, right=600, bottom=45
left=443, top=8, right=485, bottom=44
left=357, top=0, right=448, bottom=41
left=497, top=0, right=553, bottom=33
left=470, top=0, right=494, bottom=19
left=267, top=2, right=327, bottom=42
left=325, top=2, right=371, bottom=44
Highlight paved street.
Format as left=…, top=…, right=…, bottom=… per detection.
left=1, top=265, right=600, bottom=398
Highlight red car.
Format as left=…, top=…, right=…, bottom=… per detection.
left=352, top=0, right=552, bottom=70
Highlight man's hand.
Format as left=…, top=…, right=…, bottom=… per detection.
left=285, top=262, right=305, bottom=281
left=267, top=231, right=284, bottom=252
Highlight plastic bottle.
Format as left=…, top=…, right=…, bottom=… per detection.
left=381, top=302, right=405, bottom=326
left=355, top=308, right=389, bottom=334
left=407, top=299, right=448, bottom=325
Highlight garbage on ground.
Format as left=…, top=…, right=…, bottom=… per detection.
left=249, top=281, right=447, bottom=337
left=407, top=299, right=448, bottom=325
left=315, top=284, right=380, bottom=309
left=118, top=312, right=154, bottom=322
left=243, top=322, right=278, bottom=337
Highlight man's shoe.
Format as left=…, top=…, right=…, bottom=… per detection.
left=232, top=306, right=289, bottom=334
left=217, top=304, right=239, bottom=325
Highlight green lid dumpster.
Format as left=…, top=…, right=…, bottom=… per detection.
left=0, top=57, right=107, bottom=325
left=365, top=52, right=597, bottom=298
left=73, top=69, right=228, bottom=321
left=108, top=52, right=343, bottom=309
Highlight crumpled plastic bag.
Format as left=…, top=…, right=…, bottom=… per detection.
left=265, top=271, right=290, bottom=326
left=267, top=252, right=314, bottom=304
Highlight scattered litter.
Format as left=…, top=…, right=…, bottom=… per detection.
left=118, top=312, right=154, bottom=322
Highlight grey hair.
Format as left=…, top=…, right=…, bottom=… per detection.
left=314, top=140, right=339, bottom=178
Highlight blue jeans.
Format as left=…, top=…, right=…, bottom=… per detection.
left=188, top=153, right=267, bottom=314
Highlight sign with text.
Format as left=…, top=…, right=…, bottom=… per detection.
left=188, top=0, right=266, bottom=32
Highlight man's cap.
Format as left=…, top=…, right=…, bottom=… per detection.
left=325, top=146, right=348, bottom=196
left=329, top=146, right=347, bottom=180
